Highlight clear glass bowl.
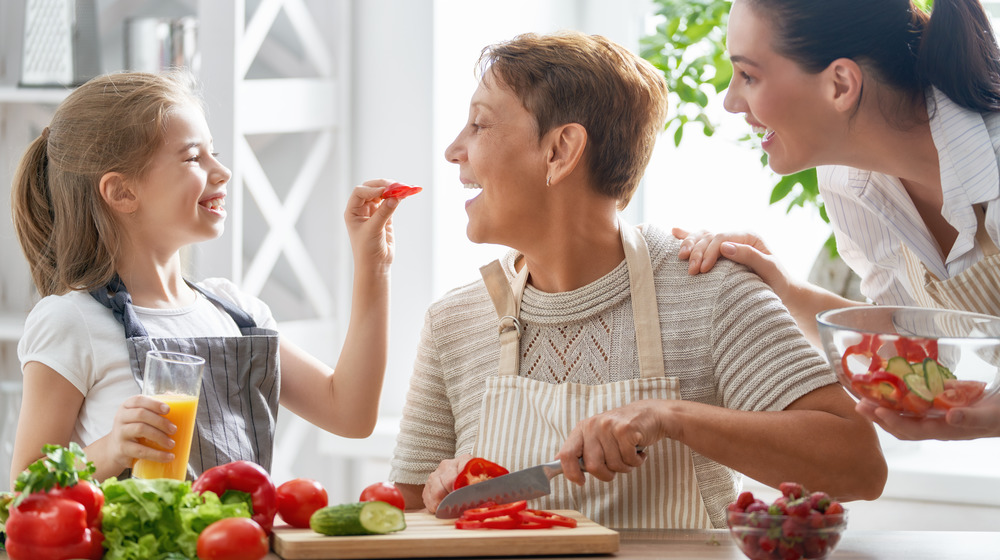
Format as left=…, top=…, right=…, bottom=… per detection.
left=727, top=510, right=847, bottom=560
left=816, top=306, right=1000, bottom=418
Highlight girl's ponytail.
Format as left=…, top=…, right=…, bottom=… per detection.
left=918, top=0, right=1000, bottom=111
left=11, top=131, right=59, bottom=296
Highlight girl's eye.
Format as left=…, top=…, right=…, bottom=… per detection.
left=740, top=71, right=754, bottom=85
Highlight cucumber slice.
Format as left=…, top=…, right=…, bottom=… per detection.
left=938, top=363, right=956, bottom=380
left=310, top=502, right=406, bottom=536
left=923, top=359, right=945, bottom=396
left=884, top=356, right=913, bottom=379
left=904, top=373, right=934, bottom=402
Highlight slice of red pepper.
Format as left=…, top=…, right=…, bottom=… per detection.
left=459, top=500, right=527, bottom=521
left=192, top=460, right=278, bottom=534
left=519, top=509, right=578, bottom=528
left=453, top=457, right=510, bottom=490
left=841, top=333, right=885, bottom=377
left=381, top=182, right=423, bottom=199
left=455, top=514, right=522, bottom=530
left=894, top=337, right=938, bottom=363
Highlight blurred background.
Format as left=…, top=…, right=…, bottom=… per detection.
left=0, top=0, right=997, bottom=530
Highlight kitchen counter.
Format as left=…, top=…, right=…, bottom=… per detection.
left=3, top=528, right=997, bottom=559
left=251, top=529, right=1000, bottom=560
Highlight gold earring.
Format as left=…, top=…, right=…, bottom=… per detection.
left=546, top=176, right=551, bottom=187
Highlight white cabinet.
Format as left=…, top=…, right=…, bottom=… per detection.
left=0, top=0, right=353, bottom=490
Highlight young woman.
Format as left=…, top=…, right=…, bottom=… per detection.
left=9, top=71, right=407, bottom=485
left=677, top=0, right=1000, bottom=440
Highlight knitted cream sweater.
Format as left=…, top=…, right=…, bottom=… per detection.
left=389, top=224, right=835, bottom=527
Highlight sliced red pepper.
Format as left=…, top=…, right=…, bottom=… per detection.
left=841, top=334, right=885, bottom=377
left=519, top=509, right=578, bottom=528
left=894, top=337, right=938, bottom=363
left=455, top=514, right=521, bottom=530
left=453, top=457, right=510, bottom=490
left=192, top=460, right=278, bottom=534
left=381, top=182, right=423, bottom=199
left=459, top=500, right=527, bottom=521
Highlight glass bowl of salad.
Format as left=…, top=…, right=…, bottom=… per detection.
left=816, top=306, right=1000, bottom=417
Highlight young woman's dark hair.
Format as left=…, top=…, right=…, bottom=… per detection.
left=746, top=0, right=1000, bottom=112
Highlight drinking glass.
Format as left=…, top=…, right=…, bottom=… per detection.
left=132, top=350, right=204, bottom=480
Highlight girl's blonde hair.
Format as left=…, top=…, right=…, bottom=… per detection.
left=12, top=71, right=202, bottom=296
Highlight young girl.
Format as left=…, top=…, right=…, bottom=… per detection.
left=9, top=71, right=406, bottom=485
left=676, top=0, right=1000, bottom=440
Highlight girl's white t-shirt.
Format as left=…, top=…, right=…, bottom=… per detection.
left=17, top=278, right=278, bottom=448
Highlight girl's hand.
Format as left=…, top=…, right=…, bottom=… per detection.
left=345, top=179, right=403, bottom=270
left=106, top=395, right=177, bottom=473
left=673, top=227, right=795, bottom=301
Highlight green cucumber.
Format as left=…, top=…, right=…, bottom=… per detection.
left=938, top=363, right=956, bottom=380
left=310, top=502, right=406, bottom=536
left=923, top=358, right=945, bottom=396
left=884, top=356, right=913, bottom=379
left=904, top=373, right=934, bottom=402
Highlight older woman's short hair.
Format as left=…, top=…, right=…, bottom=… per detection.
left=478, top=31, right=669, bottom=208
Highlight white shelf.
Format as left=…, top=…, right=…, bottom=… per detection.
left=0, top=85, right=72, bottom=104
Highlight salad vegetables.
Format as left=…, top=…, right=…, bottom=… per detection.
left=842, top=334, right=987, bottom=415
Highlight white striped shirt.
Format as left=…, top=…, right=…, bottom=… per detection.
left=820, top=87, right=1000, bottom=306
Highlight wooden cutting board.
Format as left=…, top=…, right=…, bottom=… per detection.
left=271, top=510, right=619, bottom=559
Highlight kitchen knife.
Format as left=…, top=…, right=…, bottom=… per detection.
left=435, top=459, right=564, bottom=519
left=434, top=446, right=645, bottom=519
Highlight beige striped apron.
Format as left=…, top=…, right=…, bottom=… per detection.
left=473, top=220, right=712, bottom=529
left=902, top=204, right=1000, bottom=317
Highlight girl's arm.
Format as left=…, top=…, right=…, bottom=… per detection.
left=278, top=181, right=399, bottom=437
left=10, top=362, right=174, bottom=486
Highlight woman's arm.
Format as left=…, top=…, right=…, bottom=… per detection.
left=558, top=384, right=886, bottom=501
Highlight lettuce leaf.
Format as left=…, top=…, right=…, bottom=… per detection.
left=100, top=477, right=250, bottom=560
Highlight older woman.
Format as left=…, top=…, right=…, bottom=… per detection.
left=388, top=31, right=885, bottom=529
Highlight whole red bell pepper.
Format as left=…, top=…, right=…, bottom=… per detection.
left=192, top=460, right=278, bottom=534
left=5, top=493, right=102, bottom=560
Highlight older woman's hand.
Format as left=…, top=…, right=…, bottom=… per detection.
left=856, top=394, right=1000, bottom=440
left=556, top=400, right=662, bottom=485
left=422, top=454, right=474, bottom=514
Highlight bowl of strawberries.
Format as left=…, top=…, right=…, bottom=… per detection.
left=816, top=306, right=1000, bottom=417
left=727, top=482, right=846, bottom=560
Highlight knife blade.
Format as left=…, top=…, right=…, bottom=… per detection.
left=434, top=446, right=645, bottom=519
left=435, top=459, right=564, bottom=519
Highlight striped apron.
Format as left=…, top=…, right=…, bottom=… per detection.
left=473, top=221, right=712, bottom=529
left=901, top=204, right=1000, bottom=316
left=91, top=276, right=280, bottom=479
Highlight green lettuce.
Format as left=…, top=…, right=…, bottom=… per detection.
left=100, top=477, right=250, bottom=560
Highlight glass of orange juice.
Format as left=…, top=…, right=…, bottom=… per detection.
left=133, top=350, right=205, bottom=480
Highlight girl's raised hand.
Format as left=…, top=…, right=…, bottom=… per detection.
left=344, top=179, right=404, bottom=270
left=105, top=395, right=178, bottom=474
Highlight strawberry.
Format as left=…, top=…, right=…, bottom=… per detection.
left=825, top=501, right=844, bottom=515
left=782, top=517, right=807, bottom=540
left=808, top=491, right=831, bottom=512
left=778, top=481, right=805, bottom=500
left=735, top=490, right=755, bottom=511
left=786, top=497, right=811, bottom=518
left=758, top=534, right=778, bottom=554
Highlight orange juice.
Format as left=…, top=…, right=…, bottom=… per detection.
left=133, top=394, right=199, bottom=480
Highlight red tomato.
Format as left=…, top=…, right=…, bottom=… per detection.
left=359, top=481, right=405, bottom=511
left=196, top=518, right=269, bottom=560
left=934, top=380, right=987, bottom=410
left=276, top=478, right=329, bottom=528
